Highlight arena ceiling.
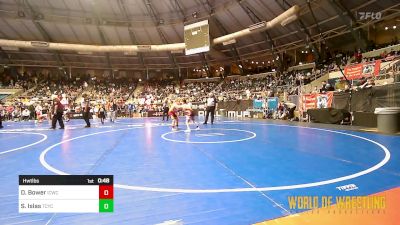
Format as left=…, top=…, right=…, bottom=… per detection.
left=0, top=0, right=399, bottom=71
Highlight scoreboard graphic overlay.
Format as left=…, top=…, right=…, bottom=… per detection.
left=19, top=175, right=113, bottom=213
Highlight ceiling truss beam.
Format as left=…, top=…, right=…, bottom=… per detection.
left=117, top=0, right=145, bottom=67
left=22, top=0, right=65, bottom=73
left=89, top=1, right=114, bottom=72
left=200, top=0, right=243, bottom=75
left=237, top=0, right=284, bottom=70
left=329, top=0, right=369, bottom=50
left=275, top=0, right=321, bottom=62
left=143, top=0, right=180, bottom=71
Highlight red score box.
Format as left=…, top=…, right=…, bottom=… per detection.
left=99, top=185, right=114, bottom=199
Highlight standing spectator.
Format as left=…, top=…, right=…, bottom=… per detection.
left=204, top=93, right=217, bottom=125
left=359, top=78, right=375, bottom=89
left=320, top=81, right=329, bottom=93
left=82, top=96, right=91, bottom=128
left=0, top=102, right=4, bottom=129
left=354, top=49, right=362, bottom=63
left=312, top=86, right=319, bottom=94
left=128, top=103, right=134, bottom=118
left=106, top=101, right=112, bottom=122
left=28, top=104, right=35, bottom=120
left=110, top=100, right=118, bottom=122
left=99, top=104, right=106, bottom=125
left=113, top=100, right=118, bottom=122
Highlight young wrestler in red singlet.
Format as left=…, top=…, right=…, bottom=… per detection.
left=168, top=100, right=181, bottom=131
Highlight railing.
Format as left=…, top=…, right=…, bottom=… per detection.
left=183, top=77, right=221, bottom=83
left=0, top=88, right=25, bottom=102
left=224, top=72, right=277, bottom=80
left=287, top=62, right=315, bottom=72
left=125, top=85, right=138, bottom=101
left=362, top=43, right=400, bottom=59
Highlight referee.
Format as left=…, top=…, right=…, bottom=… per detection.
left=162, top=100, right=169, bottom=121
left=50, top=97, right=65, bottom=129
left=204, top=93, right=217, bottom=125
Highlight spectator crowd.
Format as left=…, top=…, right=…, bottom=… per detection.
left=1, top=41, right=399, bottom=124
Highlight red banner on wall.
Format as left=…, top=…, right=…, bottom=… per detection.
left=344, top=60, right=381, bottom=80
left=300, top=92, right=334, bottom=113
left=301, top=94, right=317, bottom=112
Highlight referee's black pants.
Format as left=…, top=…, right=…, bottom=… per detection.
left=83, top=112, right=91, bottom=127
left=51, top=112, right=64, bottom=129
left=204, top=106, right=216, bottom=124
left=162, top=111, right=169, bottom=121
left=0, top=114, right=3, bottom=128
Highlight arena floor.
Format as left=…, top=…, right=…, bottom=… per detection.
left=0, top=117, right=399, bottom=225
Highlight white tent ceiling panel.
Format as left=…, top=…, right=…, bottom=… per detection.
left=62, top=0, right=84, bottom=11
left=68, top=25, right=93, bottom=45
left=122, top=1, right=150, bottom=17
left=38, top=21, right=65, bottom=42
left=113, top=27, right=132, bottom=45
left=158, top=25, right=181, bottom=43
left=55, top=23, right=81, bottom=43
left=29, top=0, right=50, bottom=9
left=226, top=4, right=253, bottom=29
left=6, top=20, right=37, bottom=41
left=0, top=0, right=398, bottom=69
left=150, top=0, right=176, bottom=15
left=19, top=20, right=45, bottom=41
left=0, top=19, right=24, bottom=40
left=84, top=25, right=103, bottom=45
left=100, top=26, right=121, bottom=44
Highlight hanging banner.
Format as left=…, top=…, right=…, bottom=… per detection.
left=301, top=94, right=316, bottom=112
left=300, top=92, right=334, bottom=112
left=316, top=92, right=334, bottom=109
left=344, top=60, right=381, bottom=80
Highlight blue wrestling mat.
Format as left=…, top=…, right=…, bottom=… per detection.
left=0, top=117, right=399, bottom=224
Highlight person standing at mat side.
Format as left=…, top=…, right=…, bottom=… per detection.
left=50, top=98, right=64, bottom=129
left=82, top=96, right=91, bottom=128
left=0, top=102, right=4, bottom=129
left=99, top=104, right=106, bottom=124
left=204, top=93, right=217, bottom=125
left=111, top=100, right=117, bottom=122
